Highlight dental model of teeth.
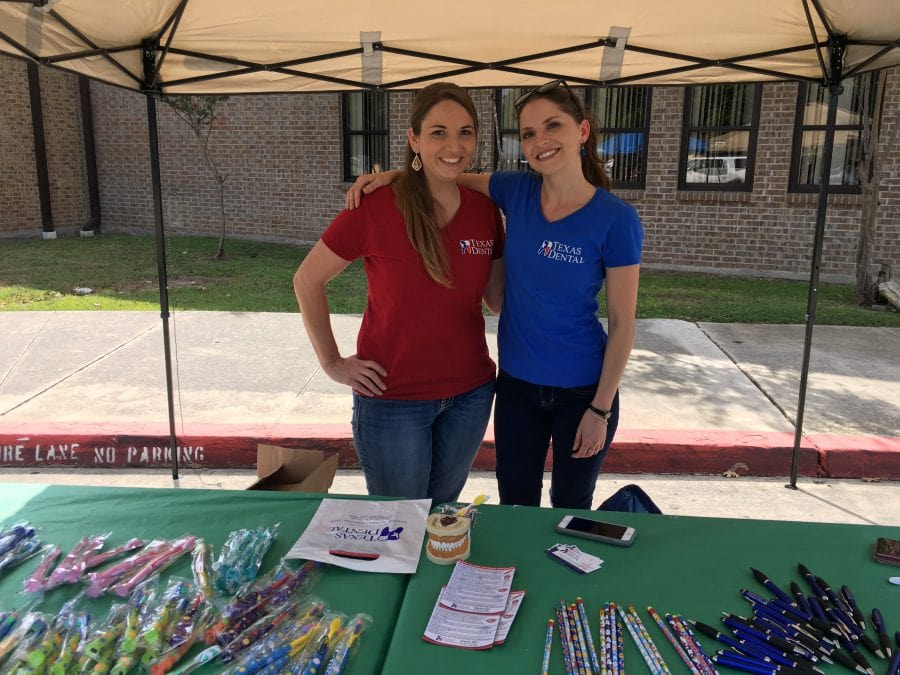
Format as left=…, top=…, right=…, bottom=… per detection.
left=424, top=513, right=472, bottom=565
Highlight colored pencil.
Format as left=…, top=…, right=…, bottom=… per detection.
left=619, top=604, right=663, bottom=675
left=577, top=598, right=601, bottom=674
left=648, top=606, right=702, bottom=675
left=628, top=604, right=671, bottom=674
left=542, top=619, right=554, bottom=675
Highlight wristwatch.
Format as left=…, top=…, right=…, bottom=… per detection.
left=587, top=404, right=612, bottom=421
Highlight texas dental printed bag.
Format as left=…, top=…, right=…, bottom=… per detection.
left=597, top=484, right=662, bottom=515
left=285, top=498, right=431, bottom=574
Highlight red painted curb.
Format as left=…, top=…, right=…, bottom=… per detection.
left=2, top=423, right=897, bottom=479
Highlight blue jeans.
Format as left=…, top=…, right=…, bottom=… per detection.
left=494, top=370, right=620, bottom=509
left=351, top=379, right=495, bottom=506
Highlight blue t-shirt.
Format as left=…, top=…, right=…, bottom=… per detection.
left=489, top=171, right=644, bottom=387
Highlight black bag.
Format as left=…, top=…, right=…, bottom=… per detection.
left=597, top=484, right=662, bottom=514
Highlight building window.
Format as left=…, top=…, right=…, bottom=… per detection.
left=789, top=74, right=876, bottom=193
left=494, top=88, right=530, bottom=171
left=342, top=91, right=389, bottom=181
left=586, top=86, right=652, bottom=189
left=678, top=83, right=761, bottom=191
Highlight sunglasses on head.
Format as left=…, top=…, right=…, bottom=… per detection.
left=513, top=79, right=582, bottom=113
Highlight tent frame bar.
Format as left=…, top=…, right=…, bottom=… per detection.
left=142, top=38, right=181, bottom=481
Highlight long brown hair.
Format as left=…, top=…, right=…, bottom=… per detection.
left=394, top=82, right=478, bottom=287
left=517, top=85, right=611, bottom=190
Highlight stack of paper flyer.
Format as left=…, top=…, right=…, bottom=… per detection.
left=423, top=560, right=525, bottom=649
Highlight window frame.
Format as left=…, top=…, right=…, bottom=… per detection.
left=492, top=87, right=530, bottom=172
left=677, top=83, right=762, bottom=192
left=341, top=91, right=389, bottom=182
left=585, top=85, right=653, bottom=190
left=787, top=74, right=876, bottom=194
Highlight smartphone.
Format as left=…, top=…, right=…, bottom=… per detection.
left=556, top=515, right=636, bottom=547
left=873, top=537, right=900, bottom=566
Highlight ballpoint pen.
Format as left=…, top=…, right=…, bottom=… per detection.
left=840, top=586, right=866, bottom=631
left=724, top=617, right=821, bottom=664
left=732, top=628, right=822, bottom=672
left=869, top=608, right=890, bottom=658
left=751, top=568, right=796, bottom=606
left=796, top=564, right=828, bottom=604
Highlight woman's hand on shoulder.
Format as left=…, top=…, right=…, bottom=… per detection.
left=322, top=354, right=388, bottom=397
left=345, top=171, right=399, bottom=210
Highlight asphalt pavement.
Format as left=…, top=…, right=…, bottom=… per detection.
left=0, top=311, right=897, bottom=484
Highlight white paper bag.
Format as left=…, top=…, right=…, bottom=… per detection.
left=286, top=498, right=431, bottom=573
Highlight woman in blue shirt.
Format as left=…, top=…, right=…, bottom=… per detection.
left=349, top=80, right=643, bottom=509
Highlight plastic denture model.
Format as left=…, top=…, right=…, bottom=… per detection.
left=425, top=514, right=471, bottom=565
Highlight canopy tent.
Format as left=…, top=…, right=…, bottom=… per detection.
left=2, top=1, right=898, bottom=484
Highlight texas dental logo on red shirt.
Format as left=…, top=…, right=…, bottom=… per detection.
left=538, top=240, right=584, bottom=263
left=458, top=239, right=494, bottom=255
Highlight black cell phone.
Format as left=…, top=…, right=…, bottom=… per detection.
left=873, top=537, right=900, bottom=566
left=556, top=515, right=636, bottom=547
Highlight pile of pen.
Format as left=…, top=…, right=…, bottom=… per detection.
left=690, top=563, right=896, bottom=675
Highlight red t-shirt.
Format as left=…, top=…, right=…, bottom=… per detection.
left=322, top=185, right=504, bottom=399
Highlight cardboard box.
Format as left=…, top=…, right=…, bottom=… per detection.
left=247, top=444, right=339, bottom=493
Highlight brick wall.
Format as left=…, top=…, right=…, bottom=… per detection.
left=0, top=58, right=87, bottom=235
left=0, top=58, right=38, bottom=234
left=2, top=55, right=898, bottom=283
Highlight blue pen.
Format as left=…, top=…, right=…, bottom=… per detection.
left=790, top=583, right=813, bottom=618
left=733, top=628, right=821, bottom=673
left=710, top=652, right=778, bottom=675
left=717, top=649, right=807, bottom=673
left=751, top=568, right=796, bottom=606
left=797, top=564, right=829, bottom=603
left=838, top=632, right=874, bottom=675
left=840, top=586, right=866, bottom=631
left=729, top=621, right=820, bottom=663
left=870, top=609, right=889, bottom=659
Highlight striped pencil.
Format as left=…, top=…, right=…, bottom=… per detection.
left=618, top=603, right=663, bottom=675
left=647, top=606, right=702, bottom=675
left=614, top=610, right=626, bottom=675
left=608, top=603, right=620, bottom=675
left=557, top=606, right=576, bottom=675
left=571, top=603, right=592, bottom=675
left=565, top=603, right=588, bottom=675
left=577, top=598, right=601, bottom=674
left=668, top=613, right=716, bottom=675
left=542, top=619, right=554, bottom=675
left=628, top=604, right=671, bottom=674
left=598, top=606, right=608, bottom=675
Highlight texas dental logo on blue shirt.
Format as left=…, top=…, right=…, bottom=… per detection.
left=458, top=239, right=494, bottom=255
left=538, top=240, right=584, bottom=264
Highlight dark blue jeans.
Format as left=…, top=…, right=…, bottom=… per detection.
left=351, top=379, right=495, bottom=507
left=494, top=370, right=620, bottom=509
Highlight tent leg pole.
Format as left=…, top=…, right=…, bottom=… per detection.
left=788, top=86, right=840, bottom=489
left=146, top=92, right=180, bottom=482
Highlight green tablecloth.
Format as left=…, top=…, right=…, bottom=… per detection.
left=384, top=504, right=900, bottom=674
left=2, top=484, right=898, bottom=674
left=0, top=483, right=409, bottom=675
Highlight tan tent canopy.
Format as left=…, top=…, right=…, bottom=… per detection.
left=1, top=0, right=899, bottom=94
left=2, top=0, right=898, bottom=484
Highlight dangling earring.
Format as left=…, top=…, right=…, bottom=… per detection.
left=580, top=144, right=587, bottom=157
left=412, top=153, right=423, bottom=171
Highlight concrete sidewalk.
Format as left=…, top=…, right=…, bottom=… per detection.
left=0, top=311, right=898, bottom=478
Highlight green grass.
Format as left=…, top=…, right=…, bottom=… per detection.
left=0, top=233, right=897, bottom=326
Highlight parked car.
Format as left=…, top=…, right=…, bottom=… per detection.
left=685, top=156, right=747, bottom=184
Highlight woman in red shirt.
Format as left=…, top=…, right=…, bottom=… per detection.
left=294, top=83, right=504, bottom=506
